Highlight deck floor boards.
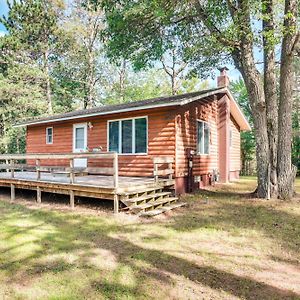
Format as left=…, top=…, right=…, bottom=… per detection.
left=0, top=171, right=155, bottom=189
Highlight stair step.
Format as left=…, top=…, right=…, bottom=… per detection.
left=129, top=197, right=178, bottom=212
left=119, top=179, right=175, bottom=194
left=139, top=202, right=187, bottom=217
left=120, top=187, right=164, bottom=198
left=125, top=192, right=172, bottom=204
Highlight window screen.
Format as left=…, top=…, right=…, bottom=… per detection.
left=135, top=118, right=147, bottom=153
left=122, top=119, right=133, bottom=153
left=197, top=121, right=210, bottom=154
left=109, top=121, right=119, bottom=152
left=46, top=127, right=53, bottom=144
left=75, top=127, right=85, bottom=149
left=108, top=117, right=147, bottom=154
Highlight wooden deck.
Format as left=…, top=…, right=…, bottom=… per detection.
left=0, top=153, right=177, bottom=214
left=0, top=171, right=157, bottom=190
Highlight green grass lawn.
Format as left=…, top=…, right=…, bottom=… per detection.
left=0, top=177, right=299, bottom=300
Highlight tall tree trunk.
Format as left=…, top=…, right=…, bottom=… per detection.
left=233, top=46, right=270, bottom=198
left=44, top=47, right=53, bottom=114
left=85, top=21, right=96, bottom=109
left=171, top=73, right=176, bottom=95
left=85, top=48, right=95, bottom=109
left=262, top=0, right=278, bottom=198
left=277, top=0, right=298, bottom=199
left=119, top=60, right=126, bottom=102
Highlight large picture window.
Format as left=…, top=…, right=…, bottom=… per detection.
left=108, top=117, right=147, bottom=154
left=197, top=121, right=210, bottom=154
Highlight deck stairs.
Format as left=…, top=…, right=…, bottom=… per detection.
left=119, top=186, right=186, bottom=217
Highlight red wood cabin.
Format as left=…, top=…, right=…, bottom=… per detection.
left=18, top=68, right=251, bottom=194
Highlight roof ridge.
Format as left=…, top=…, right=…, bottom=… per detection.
left=15, top=87, right=226, bottom=127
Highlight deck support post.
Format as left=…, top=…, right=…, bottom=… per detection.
left=113, top=152, right=119, bottom=214
left=37, top=187, right=42, bottom=203
left=10, top=184, right=15, bottom=201
left=69, top=159, right=74, bottom=184
left=36, top=159, right=40, bottom=180
left=114, top=194, right=119, bottom=214
left=70, top=190, right=75, bottom=209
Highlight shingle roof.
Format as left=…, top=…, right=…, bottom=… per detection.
left=16, top=87, right=226, bottom=127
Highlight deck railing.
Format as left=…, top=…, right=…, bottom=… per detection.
left=0, top=153, right=175, bottom=213
left=0, top=152, right=121, bottom=212
left=0, top=151, right=119, bottom=189
left=153, top=156, right=174, bottom=182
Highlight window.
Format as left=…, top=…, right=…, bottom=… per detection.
left=73, top=123, right=87, bottom=152
left=197, top=121, right=210, bottom=154
left=46, top=127, right=53, bottom=144
left=108, top=117, right=147, bottom=154
left=75, top=127, right=85, bottom=149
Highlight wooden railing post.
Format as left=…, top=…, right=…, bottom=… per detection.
left=6, top=159, right=9, bottom=173
left=168, top=162, right=173, bottom=180
left=113, top=152, right=118, bottom=189
left=69, top=158, right=74, bottom=184
left=36, top=159, right=40, bottom=180
left=154, top=162, right=158, bottom=182
left=10, top=159, right=14, bottom=178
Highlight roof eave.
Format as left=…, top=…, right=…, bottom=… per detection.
left=15, top=87, right=227, bottom=127
left=227, top=89, right=251, bottom=131
left=14, top=101, right=181, bottom=127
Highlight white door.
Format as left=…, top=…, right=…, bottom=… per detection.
left=73, top=123, right=88, bottom=168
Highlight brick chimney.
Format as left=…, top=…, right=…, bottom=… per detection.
left=217, top=67, right=229, bottom=87
left=217, top=66, right=231, bottom=183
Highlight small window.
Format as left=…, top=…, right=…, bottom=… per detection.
left=108, top=117, right=147, bottom=154
left=197, top=121, right=209, bottom=154
left=75, top=127, right=85, bottom=149
left=46, top=127, right=53, bottom=144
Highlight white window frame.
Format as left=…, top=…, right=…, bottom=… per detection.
left=46, top=127, right=53, bottom=144
left=197, top=120, right=210, bottom=155
left=73, top=123, right=88, bottom=152
left=107, top=116, right=148, bottom=155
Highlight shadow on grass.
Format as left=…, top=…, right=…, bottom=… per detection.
left=172, top=191, right=300, bottom=255
left=0, top=201, right=298, bottom=299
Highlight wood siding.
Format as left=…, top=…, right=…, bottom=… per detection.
left=230, top=115, right=241, bottom=171
left=26, top=107, right=176, bottom=177
left=26, top=97, right=242, bottom=184
left=175, top=98, right=219, bottom=177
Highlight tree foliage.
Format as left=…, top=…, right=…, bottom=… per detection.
left=0, top=0, right=208, bottom=154
left=101, top=0, right=300, bottom=199
left=230, top=79, right=256, bottom=175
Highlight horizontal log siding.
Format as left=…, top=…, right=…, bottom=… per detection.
left=230, top=115, right=241, bottom=171
left=175, top=98, right=219, bottom=177
left=26, top=107, right=176, bottom=177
